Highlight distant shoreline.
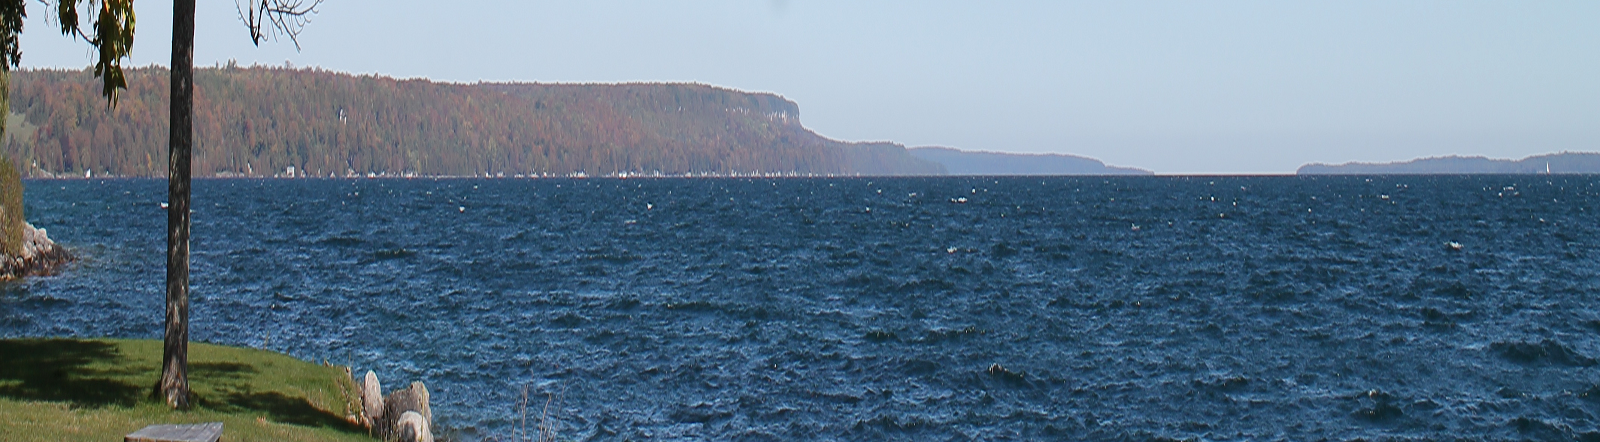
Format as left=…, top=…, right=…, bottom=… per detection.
left=21, top=172, right=1600, bottom=181
left=1298, top=151, right=1600, bottom=175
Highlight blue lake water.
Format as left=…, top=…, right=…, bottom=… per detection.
left=3, top=176, right=1600, bottom=441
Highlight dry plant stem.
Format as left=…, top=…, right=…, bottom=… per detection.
left=539, top=384, right=568, bottom=442
left=519, top=385, right=529, bottom=442
left=539, top=393, right=553, bottom=442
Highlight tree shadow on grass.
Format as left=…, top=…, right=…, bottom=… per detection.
left=189, top=361, right=256, bottom=392
left=1, top=339, right=366, bottom=435
left=0, top=339, right=145, bottom=408
left=205, top=391, right=365, bottom=433
left=187, top=361, right=364, bottom=434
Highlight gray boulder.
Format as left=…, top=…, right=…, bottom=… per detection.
left=360, top=370, right=384, bottom=427
left=394, top=411, right=433, bottom=442
left=378, top=381, right=432, bottom=440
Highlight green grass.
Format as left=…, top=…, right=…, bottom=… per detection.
left=0, top=338, right=374, bottom=442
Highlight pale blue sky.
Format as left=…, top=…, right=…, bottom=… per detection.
left=17, top=1, right=1600, bottom=174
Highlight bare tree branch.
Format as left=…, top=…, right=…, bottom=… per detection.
left=237, top=0, right=321, bottom=51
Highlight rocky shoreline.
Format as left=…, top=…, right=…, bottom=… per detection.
left=353, top=369, right=435, bottom=442
left=0, top=222, right=70, bottom=280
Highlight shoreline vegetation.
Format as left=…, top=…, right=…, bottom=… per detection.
left=0, top=338, right=373, bottom=442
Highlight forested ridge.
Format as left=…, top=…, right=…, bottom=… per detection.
left=1296, top=152, right=1600, bottom=175
left=2, top=66, right=943, bottom=177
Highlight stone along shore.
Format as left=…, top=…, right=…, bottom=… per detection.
left=0, top=222, right=70, bottom=280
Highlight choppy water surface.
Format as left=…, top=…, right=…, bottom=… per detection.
left=4, top=176, right=1600, bottom=441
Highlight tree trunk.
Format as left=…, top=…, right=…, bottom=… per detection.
left=159, top=0, right=195, bottom=409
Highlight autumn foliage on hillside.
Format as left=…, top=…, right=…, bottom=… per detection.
left=3, top=66, right=943, bottom=177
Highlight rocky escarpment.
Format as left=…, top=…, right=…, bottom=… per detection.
left=0, top=221, right=70, bottom=280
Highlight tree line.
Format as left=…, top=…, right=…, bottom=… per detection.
left=4, top=66, right=944, bottom=178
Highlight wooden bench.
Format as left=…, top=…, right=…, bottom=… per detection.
left=124, top=422, right=223, bottom=442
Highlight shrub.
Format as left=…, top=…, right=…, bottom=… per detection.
left=0, top=68, right=19, bottom=257
left=0, top=155, right=20, bottom=257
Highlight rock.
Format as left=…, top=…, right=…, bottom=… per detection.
left=0, top=222, right=71, bottom=280
left=360, top=370, right=384, bottom=426
left=356, top=372, right=436, bottom=440
left=378, top=381, right=432, bottom=440
left=394, top=411, right=433, bottom=442
left=391, top=381, right=432, bottom=422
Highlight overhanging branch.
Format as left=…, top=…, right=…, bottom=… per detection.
left=237, top=0, right=321, bottom=51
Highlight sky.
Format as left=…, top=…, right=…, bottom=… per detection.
left=16, top=1, right=1600, bottom=174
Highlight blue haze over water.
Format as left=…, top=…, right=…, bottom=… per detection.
left=3, top=176, right=1600, bottom=440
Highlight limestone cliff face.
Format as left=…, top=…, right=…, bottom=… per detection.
left=485, top=82, right=946, bottom=176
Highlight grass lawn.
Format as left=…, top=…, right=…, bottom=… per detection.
left=0, top=338, right=374, bottom=442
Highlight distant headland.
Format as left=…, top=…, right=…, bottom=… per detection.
left=1298, top=152, right=1600, bottom=175
left=908, top=147, right=1151, bottom=176
left=3, top=66, right=944, bottom=178
left=0, top=66, right=1154, bottom=179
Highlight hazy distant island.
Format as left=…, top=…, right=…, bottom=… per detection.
left=908, top=147, right=1151, bottom=176
left=1298, top=152, right=1600, bottom=175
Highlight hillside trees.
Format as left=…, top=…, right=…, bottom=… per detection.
left=5, top=68, right=944, bottom=177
